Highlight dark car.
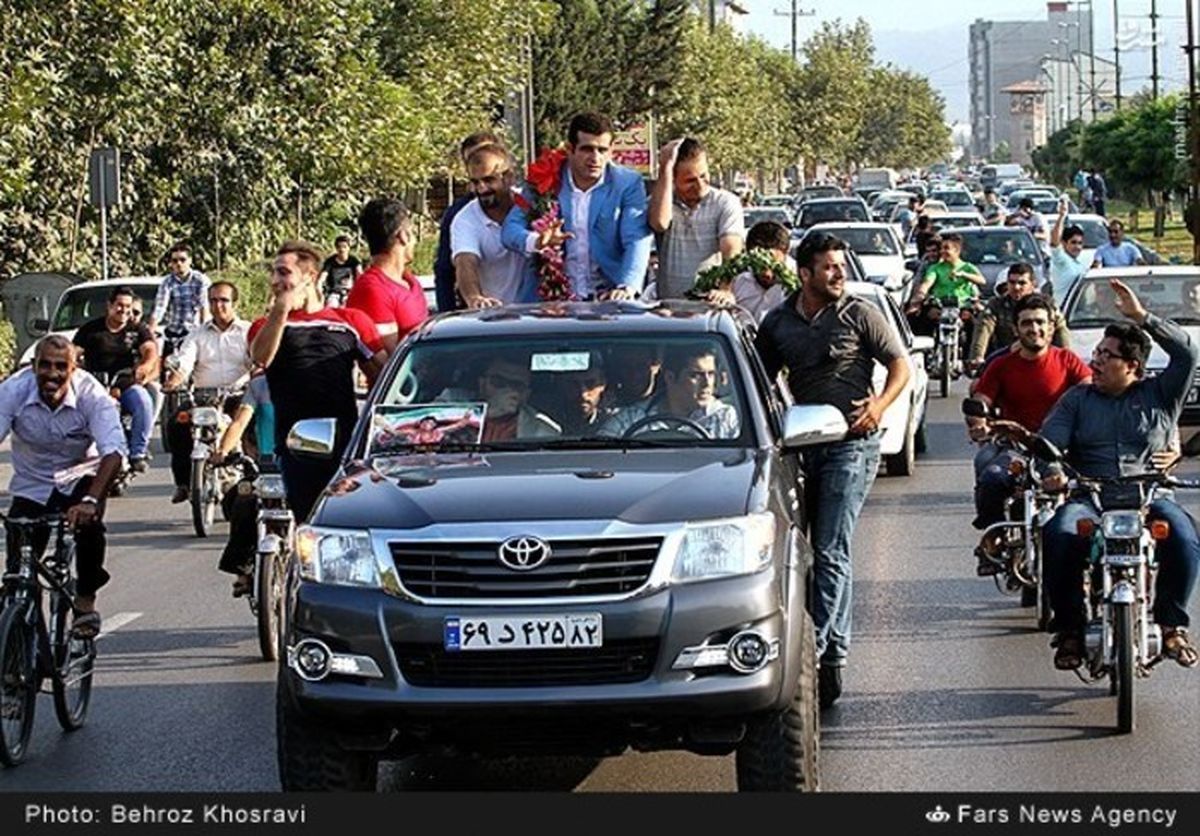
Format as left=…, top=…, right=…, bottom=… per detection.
left=276, top=301, right=847, bottom=791
left=953, top=226, right=1047, bottom=296
left=794, top=197, right=869, bottom=231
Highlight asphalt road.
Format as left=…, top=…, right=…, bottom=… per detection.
left=0, top=387, right=1197, bottom=792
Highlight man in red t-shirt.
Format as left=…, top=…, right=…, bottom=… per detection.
left=964, top=293, right=1091, bottom=572
left=250, top=240, right=388, bottom=519
left=346, top=198, right=429, bottom=352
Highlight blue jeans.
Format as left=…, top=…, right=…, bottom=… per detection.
left=973, top=442, right=1019, bottom=529
left=803, top=435, right=881, bottom=666
left=119, top=384, right=154, bottom=458
left=1043, top=498, right=1200, bottom=632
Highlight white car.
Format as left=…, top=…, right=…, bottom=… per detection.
left=799, top=222, right=911, bottom=306
left=18, top=276, right=163, bottom=367
left=1060, top=266, right=1200, bottom=428
left=844, top=281, right=932, bottom=476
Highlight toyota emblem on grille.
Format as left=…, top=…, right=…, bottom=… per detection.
left=497, top=536, right=552, bottom=571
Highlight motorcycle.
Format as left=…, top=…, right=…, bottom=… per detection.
left=924, top=297, right=980, bottom=398
left=1010, top=429, right=1199, bottom=734
left=324, top=275, right=355, bottom=308
left=176, top=387, right=240, bottom=538
left=962, top=400, right=1060, bottom=630
left=228, top=454, right=293, bottom=662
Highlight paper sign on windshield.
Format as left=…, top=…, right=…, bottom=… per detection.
left=368, top=404, right=486, bottom=456
left=531, top=352, right=591, bottom=373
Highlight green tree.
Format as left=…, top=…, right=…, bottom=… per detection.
left=854, top=66, right=951, bottom=168
left=792, top=19, right=874, bottom=168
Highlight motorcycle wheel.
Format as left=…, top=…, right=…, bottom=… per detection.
left=255, top=549, right=283, bottom=662
left=190, top=461, right=214, bottom=538
left=1113, top=602, right=1135, bottom=734
left=939, top=356, right=951, bottom=398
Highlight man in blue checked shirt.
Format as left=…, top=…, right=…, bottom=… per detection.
left=147, top=242, right=211, bottom=358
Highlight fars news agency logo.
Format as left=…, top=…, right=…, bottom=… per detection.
left=926, top=806, right=952, bottom=825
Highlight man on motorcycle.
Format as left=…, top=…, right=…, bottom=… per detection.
left=163, top=282, right=252, bottom=504
left=318, top=235, right=363, bottom=306
left=905, top=232, right=985, bottom=337
left=71, top=285, right=159, bottom=472
left=967, top=262, right=1070, bottom=375
left=1038, top=280, right=1200, bottom=670
left=0, top=335, right=126, bottom=638
left=147, top=242, right=210, bottom=362
left=965, top=294, right=1091, bottom=574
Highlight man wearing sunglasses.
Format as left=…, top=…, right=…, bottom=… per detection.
left=147, top=243, right=211, bottom=360
left=1037, top=280, right=1200, bottom=670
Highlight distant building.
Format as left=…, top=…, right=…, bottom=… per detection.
left=969, top=1, right=1101, bottom=159
left=690, top=0, right=748, bottom=32
left=1000, top=81, right=1049, bottom=167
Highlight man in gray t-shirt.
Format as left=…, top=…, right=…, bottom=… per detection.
left=648, top=137, right=744, bottom=299
left=754, top=231, right=911, bottom=709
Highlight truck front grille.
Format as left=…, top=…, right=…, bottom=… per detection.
left=394, top=638, right=659, bottom=687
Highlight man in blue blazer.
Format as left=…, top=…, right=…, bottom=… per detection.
left=502, top=112, right=653, bottom=300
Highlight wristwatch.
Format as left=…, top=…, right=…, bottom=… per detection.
left=79, top=496, right=99, bottom=506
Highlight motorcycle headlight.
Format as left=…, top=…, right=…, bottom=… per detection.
left=295, top=526, right=379, bottom=587
left=258, top=474, right=287, bottom=500
left=671, top=514, right=775, bottom=583
left=939, top=307, right=960, bottom=323
left=1101, top=511, right=1142, bottom=539
left=191, top=406, right=220, bottom=427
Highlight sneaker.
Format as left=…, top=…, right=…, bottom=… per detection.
left=171, top=486, right=189, bottom=504
left=975, top=545, right=1002, bottom=576
left=1053, top=630, right=1085, bottom=670
left=818, top=664, right=842, bottom=710
left=1163, top=627, right=1198, bottom=668
left=129, top=456, right=149, bottom=474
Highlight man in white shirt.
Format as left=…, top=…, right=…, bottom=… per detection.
left=164, top=281, right=252, bottom=502
left=452, top=145, right=536, bottom=308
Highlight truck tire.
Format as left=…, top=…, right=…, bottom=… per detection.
left=735, top=611, right=819, bottom=791
left=276, top=668, right=378, bottom=791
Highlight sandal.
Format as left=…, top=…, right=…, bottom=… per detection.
left=1053, top=631, right=1085, bottom=670
left=231, top=576, right=253, bottom=598
left=1163, top=627, right=1198, bottom=668
left=70, top=610, right=102, bottom=640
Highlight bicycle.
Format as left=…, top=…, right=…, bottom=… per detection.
left=0, top=512, right=96, bottom=766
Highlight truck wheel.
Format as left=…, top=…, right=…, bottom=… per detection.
left=735, top=611, right=819, bottom=792
left=276, top=668, right=378, bottom=791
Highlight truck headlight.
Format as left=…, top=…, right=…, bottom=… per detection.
left=671, top=514, right=775, bottom=582
left=295, top=526, right=379, bottom=587
left=1101, top=511, right=1142, bottom=539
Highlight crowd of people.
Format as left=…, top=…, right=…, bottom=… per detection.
left=1, top=113, right=1196, bottom=707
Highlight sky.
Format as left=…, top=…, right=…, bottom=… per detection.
left=738, top=0, right=1193, bottom=123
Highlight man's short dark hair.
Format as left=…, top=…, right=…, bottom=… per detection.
left=1007, top=262, right=1035, bottom=280
left=1019, top=197, right=1034, bottom=210
left=1103, top=322, right=1152, bottom=377
left=276, top=240, right=324, bottom=272
left=567, top=112, right=614, bottom=145
left=358, top=198, right=412, bottom=256
left=676, top=137, right=705, bottom=164
left=1062, top=225, right=1085, bottom=243
left=1012, top=292, right=1052, bottom=324
left=108, top=285, right=136, bottom=303
left=746, top=221, right=790, bottom=253
left=662, top=343, right=717, bottom=380
left=1108, top=219, right=1125, bottom=232
left=167, top=242, right=191, bottom=259
left=210, top=280, right=239, bottom=303
left=794, top=231, right=848, bottom=273
left=460, top=130, right=501, bottom=157
left=984, top=187, right=996, bottom=196
left=917, top=231, right=941, bottom=253
left=908, top=196, right=918, bottom=207
left=334, top=234, right=351, bottom=247
left=940, top=232, right=963, bottom=248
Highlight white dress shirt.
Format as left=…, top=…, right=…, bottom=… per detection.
left=173, top=318, right=252, bottom=389
left=524, top=167, right=606, bottom=298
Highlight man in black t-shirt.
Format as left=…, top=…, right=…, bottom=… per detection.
left=318, top=235, right=363, bottom=305
left=72, top=286, right=159, bottom=469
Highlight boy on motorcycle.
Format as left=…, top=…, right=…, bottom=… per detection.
left=905, top=233, right=985, bottom=337
left=1037, top=280, right=1200, bottom=670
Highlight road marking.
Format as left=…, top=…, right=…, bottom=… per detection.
left=97, top=611, right=143, bottom=639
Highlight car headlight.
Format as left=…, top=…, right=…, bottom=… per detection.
left=671, top=513, right=775, bottom=582
left=295, top=526, right=379, bottom=587
left=1101, top=511, right=1142, bottom=539
left=191, top=406, right=220, bottom=427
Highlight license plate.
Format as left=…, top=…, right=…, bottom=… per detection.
left=444, top=614, right=602, bottom=652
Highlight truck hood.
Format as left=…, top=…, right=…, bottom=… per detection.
left=311, top=448, right=763, bottom=530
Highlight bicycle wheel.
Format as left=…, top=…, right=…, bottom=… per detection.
left=0, top=604, right=38, bottom=766
left=50, top=592, right=94, bottom=731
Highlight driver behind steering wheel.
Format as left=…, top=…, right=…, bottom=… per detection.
left=598, top=343, right=739, bottom=439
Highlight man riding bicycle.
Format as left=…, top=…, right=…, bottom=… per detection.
left=0, top=336, right=126, bottom=638
left=146, top=242, right=211, bottom=362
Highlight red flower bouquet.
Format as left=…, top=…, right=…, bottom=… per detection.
left=514, top=146, right=573, bottom=301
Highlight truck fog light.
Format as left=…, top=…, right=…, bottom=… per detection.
left=292, top=639, right=332, bottom=681
left=727, top=631, right=772, bottom=674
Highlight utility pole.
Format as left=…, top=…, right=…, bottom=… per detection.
left=1151, top=0, right=1160, bottom=98
left=1087, top=1, right=1096, bottom=120
left=773, top=1, right=815, bottom=63
left=1113, top=0, right=1121, bottom=108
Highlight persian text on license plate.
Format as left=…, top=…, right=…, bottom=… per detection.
left=444, top=614, right=602, bottom=651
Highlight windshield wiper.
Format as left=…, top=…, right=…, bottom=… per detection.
left=1067, top=318, right=1115, bottom=328
left=530, top=437, right=690, bottom=450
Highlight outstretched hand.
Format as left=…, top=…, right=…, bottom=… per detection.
left=1110, top=278, right=1148, bottom=324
